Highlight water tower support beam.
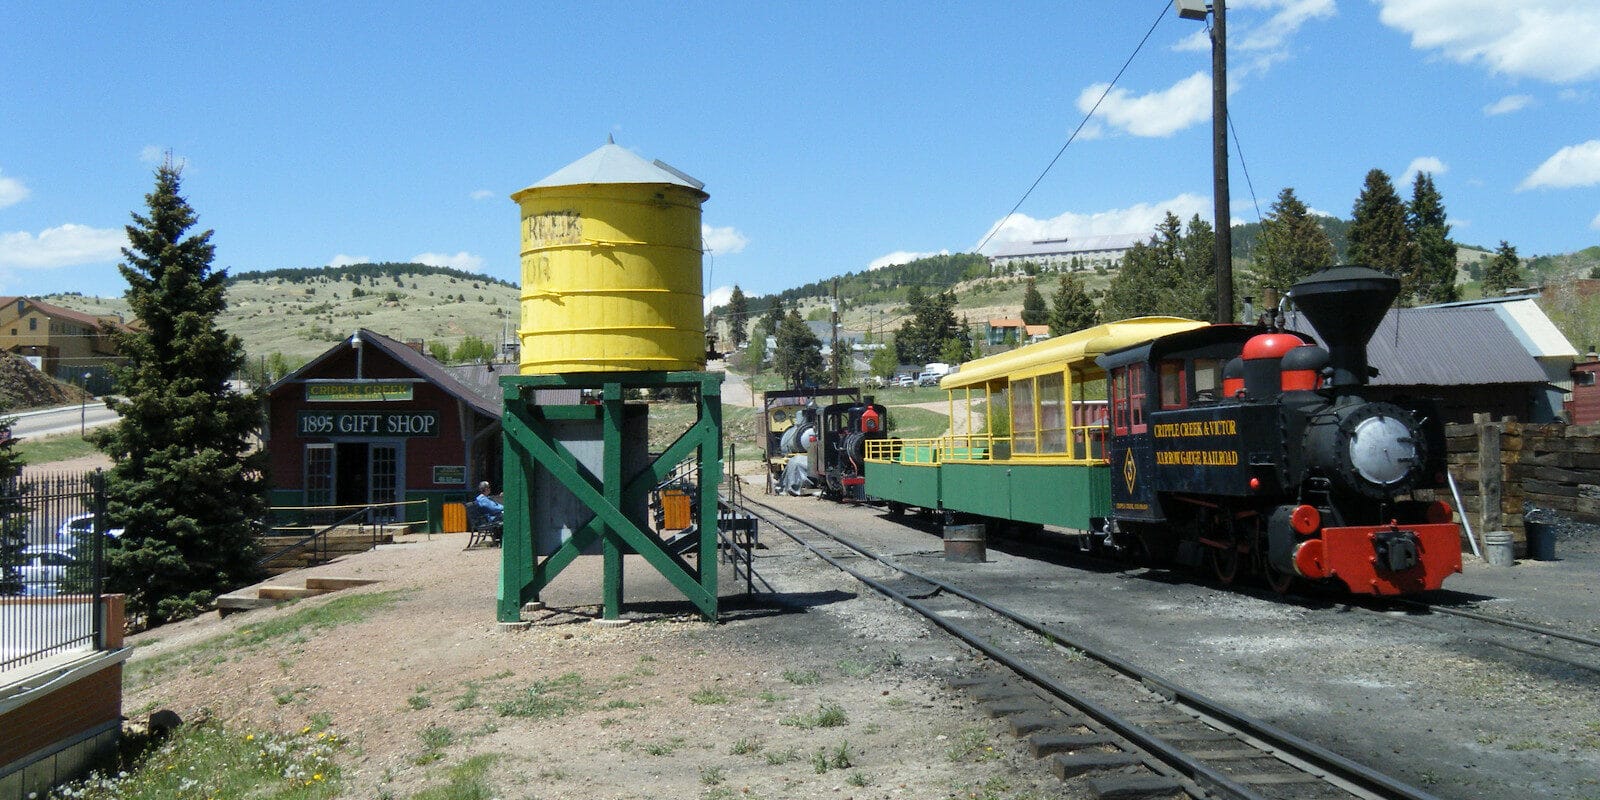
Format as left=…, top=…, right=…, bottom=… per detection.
left=497, top=371, right=725, bottom=623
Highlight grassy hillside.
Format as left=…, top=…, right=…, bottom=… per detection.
left=47, top=264, right=520, bottom=368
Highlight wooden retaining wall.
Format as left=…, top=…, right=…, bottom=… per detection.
left=1445, top=415, right=1600, bottom=552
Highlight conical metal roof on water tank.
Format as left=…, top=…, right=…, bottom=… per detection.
left=511, top=140, right=709, bottom=374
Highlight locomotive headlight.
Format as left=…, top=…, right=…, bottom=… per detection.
left=1348, top=413, right=1417, bottom=486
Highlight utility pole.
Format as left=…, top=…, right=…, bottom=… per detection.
left=1179, top=0, right=1232, bottom=323
left=829, top=279, right=841, bottom=386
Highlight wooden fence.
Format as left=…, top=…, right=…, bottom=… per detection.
left=1445, top=415, right=1600, bottom=552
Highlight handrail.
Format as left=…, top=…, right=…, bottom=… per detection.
left=257, top=500, right=423, bottom=568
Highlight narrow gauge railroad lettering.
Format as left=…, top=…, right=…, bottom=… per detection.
left=297, top=411, right=440, bottom=437
left=1114, top=502, right=1150, bottom=511
left=1155, top=449, right=1240, bottom=466
left=1152, top=419, right=1238, bottom=438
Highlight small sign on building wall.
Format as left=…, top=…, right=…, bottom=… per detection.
left=433, top=465, right=466, bottom=485
left=306, top=382, right=415, bottom=402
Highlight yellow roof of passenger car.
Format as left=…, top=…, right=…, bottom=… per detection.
left=941, top=316, right=1207, bottom=389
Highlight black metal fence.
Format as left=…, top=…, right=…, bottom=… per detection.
left=0, top=470, right=108, bottom=671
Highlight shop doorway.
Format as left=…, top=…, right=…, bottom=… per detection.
left=305, top=441, right=404, bottom=523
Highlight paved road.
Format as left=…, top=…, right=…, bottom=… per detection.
left=6, top=401, right=119, bottom=439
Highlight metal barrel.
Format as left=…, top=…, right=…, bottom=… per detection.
left=943, top=523, right=986, bottom=563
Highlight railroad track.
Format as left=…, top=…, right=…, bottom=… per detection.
left=739, top=495, right=1443, bottom=800
left=1355, top=596, right=1600, bottom=677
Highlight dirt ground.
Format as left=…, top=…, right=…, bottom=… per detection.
left=118, top=495, right=1077, bottom=800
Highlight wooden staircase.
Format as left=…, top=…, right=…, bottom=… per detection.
left=216, top=576, right=379, bottom=616
left=258, top=523, right=421, bottom=575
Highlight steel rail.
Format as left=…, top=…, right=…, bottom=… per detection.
left=743, top=496, right=1444, bottom=800
left=1388, top=598, right=1600, bottom=650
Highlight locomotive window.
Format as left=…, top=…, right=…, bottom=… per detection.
left=1193, top=358, right=1220, bottom=399
left=1012, top=378, right=1037, bottom=454
left=1111, top=367, right=1129, bottom=435
left=1159, top=361, right=1186, bottom=409
left=1038, top=373, right=1066, bottom=453
left=1128, top=367, right=1147, bottom=433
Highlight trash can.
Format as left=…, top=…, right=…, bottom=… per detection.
left=1523, top=519, right=1557, bottom=561
left=1484, top=530, right=1515, bottom=566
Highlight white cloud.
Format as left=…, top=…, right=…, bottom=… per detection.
left=1079, top=72, right=1211, bottom=138
left=1483, top=94, right=1533, bottom=116
left=0, top=169, right=29, bottom=209
left=977, top=193, right=1213, bottom=253
left=0, top=224, right=127, bottom=269
left=1591, top=211, right=1600, bottom=231
left=1376, top=0, right=1600, bottom=84
left=702, top=224, right=748, bottom=255
left=328, top=254, right=372, bottom=268
left=1401, top=156, right=1449, bottom=186
left=412, top=251, right=485, bottom=272
left=869, top=250, right=951, bottom=270
left=1520, top=140, right=1600, bottom=190
left=1172, top=1, right=1335, bottom=74
left=470, top=189, right=495, bottom=201
left=704, top=284, right=733, bottom=314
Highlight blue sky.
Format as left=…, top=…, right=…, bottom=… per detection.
left=3, top=1, right=1598, bottom=309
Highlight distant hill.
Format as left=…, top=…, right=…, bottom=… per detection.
left=46, top=262, right=520, bottom=368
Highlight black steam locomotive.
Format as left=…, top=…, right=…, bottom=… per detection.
left=1099, top=266, right=1463, bottom=594
left=764, top=388, right=887, bottom=501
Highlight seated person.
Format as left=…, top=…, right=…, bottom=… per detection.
left=474, top=481, right=505, bottom=530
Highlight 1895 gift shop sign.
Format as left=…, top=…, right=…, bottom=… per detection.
left=297, top=411, right=440, bottom=437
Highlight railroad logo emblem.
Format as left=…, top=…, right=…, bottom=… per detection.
left=1123, top=450, right=1137, bottom=493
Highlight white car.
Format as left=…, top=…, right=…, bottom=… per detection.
left=56, top=513, right=124, bottom=547
left=17, top=545, right=75, bottom=596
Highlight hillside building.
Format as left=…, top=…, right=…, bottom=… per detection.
left=986, top=234, right=1142, bottom=274
left=0, top=297, right=129, bottom=392
left=981, top=317, right=1051, bottom=346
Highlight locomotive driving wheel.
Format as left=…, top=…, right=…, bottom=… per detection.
left=1208, top=539, right=1241, bottom=584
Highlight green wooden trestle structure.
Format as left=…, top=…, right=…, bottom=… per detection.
left=497, top=371, right=724, bottom=623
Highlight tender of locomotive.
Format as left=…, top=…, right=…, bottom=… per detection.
left=864, top=266, right=1463, bottom=596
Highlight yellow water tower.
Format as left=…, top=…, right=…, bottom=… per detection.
left=512, top=140, right=709, bottom=374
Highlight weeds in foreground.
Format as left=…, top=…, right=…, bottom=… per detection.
left=946, top=726, right=999, bottom=762
left=690, top=687, right=729, bottom=705
left=811, top=741, right=854, bottom=774
left=127, top=592, right=400, bottom=691
left=494, top=672, right=585, bottom=719
left=50, top=721, right=343, bottom=800
left=699, top=765, right=726, bottom=785
left=730, top=736, right=763, bottom=755
left=782, top=703, right=849, bottom=730
left=408, top=753, right=501, bottom=800
left=782, top=669, right=820, bottom=685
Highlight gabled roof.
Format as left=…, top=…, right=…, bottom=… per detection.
left=516, top=140, right=707, bottom=196
left=1286, top=306, right=1548, bottom=387
left=1420, top=295, right=1577, bottom=359
left=267, top=329, right=500, bottom=418
left=0, top=296, right=131, bottom=331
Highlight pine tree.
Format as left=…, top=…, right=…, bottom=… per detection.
left=1482, top=240, right=1523, bottom=297
left=773, top=309, right=825, bottom=388
left=1101, top=212, right=1214, bottom=321
left=895, top=290, right=959, bottom=365
left=1408, top=173, right=1459, bottom=304
left=1021, top=278, right=1048, bottom=326
left=1048, top=271, right=1098, bottom=336
left=1253, top=187, right=1334, bottom=298
left=93, top=162, right=267, bottom=624
left=0, top=417, right=25, bottom=595
left=1348, top=169, right=1419, bottom=301
left=726, top=285, right=749, bottom=347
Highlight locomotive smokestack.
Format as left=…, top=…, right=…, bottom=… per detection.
left=1288, top=266, right=1399, bottom=388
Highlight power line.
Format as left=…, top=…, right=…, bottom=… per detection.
left=1227, top=110, right=1263, bottom=225
left=975, top=0, right=1175, bottom=256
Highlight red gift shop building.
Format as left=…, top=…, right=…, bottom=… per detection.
left=265, top=329, right=501, bottom=530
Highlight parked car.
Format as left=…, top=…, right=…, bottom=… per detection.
left=917, top=373, right=942, bottom=387
left=56, top=513, right=124, bottom=547
left=894, top=375, right=915, bottom=387
left=18, top=545, right=75, bottom=596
